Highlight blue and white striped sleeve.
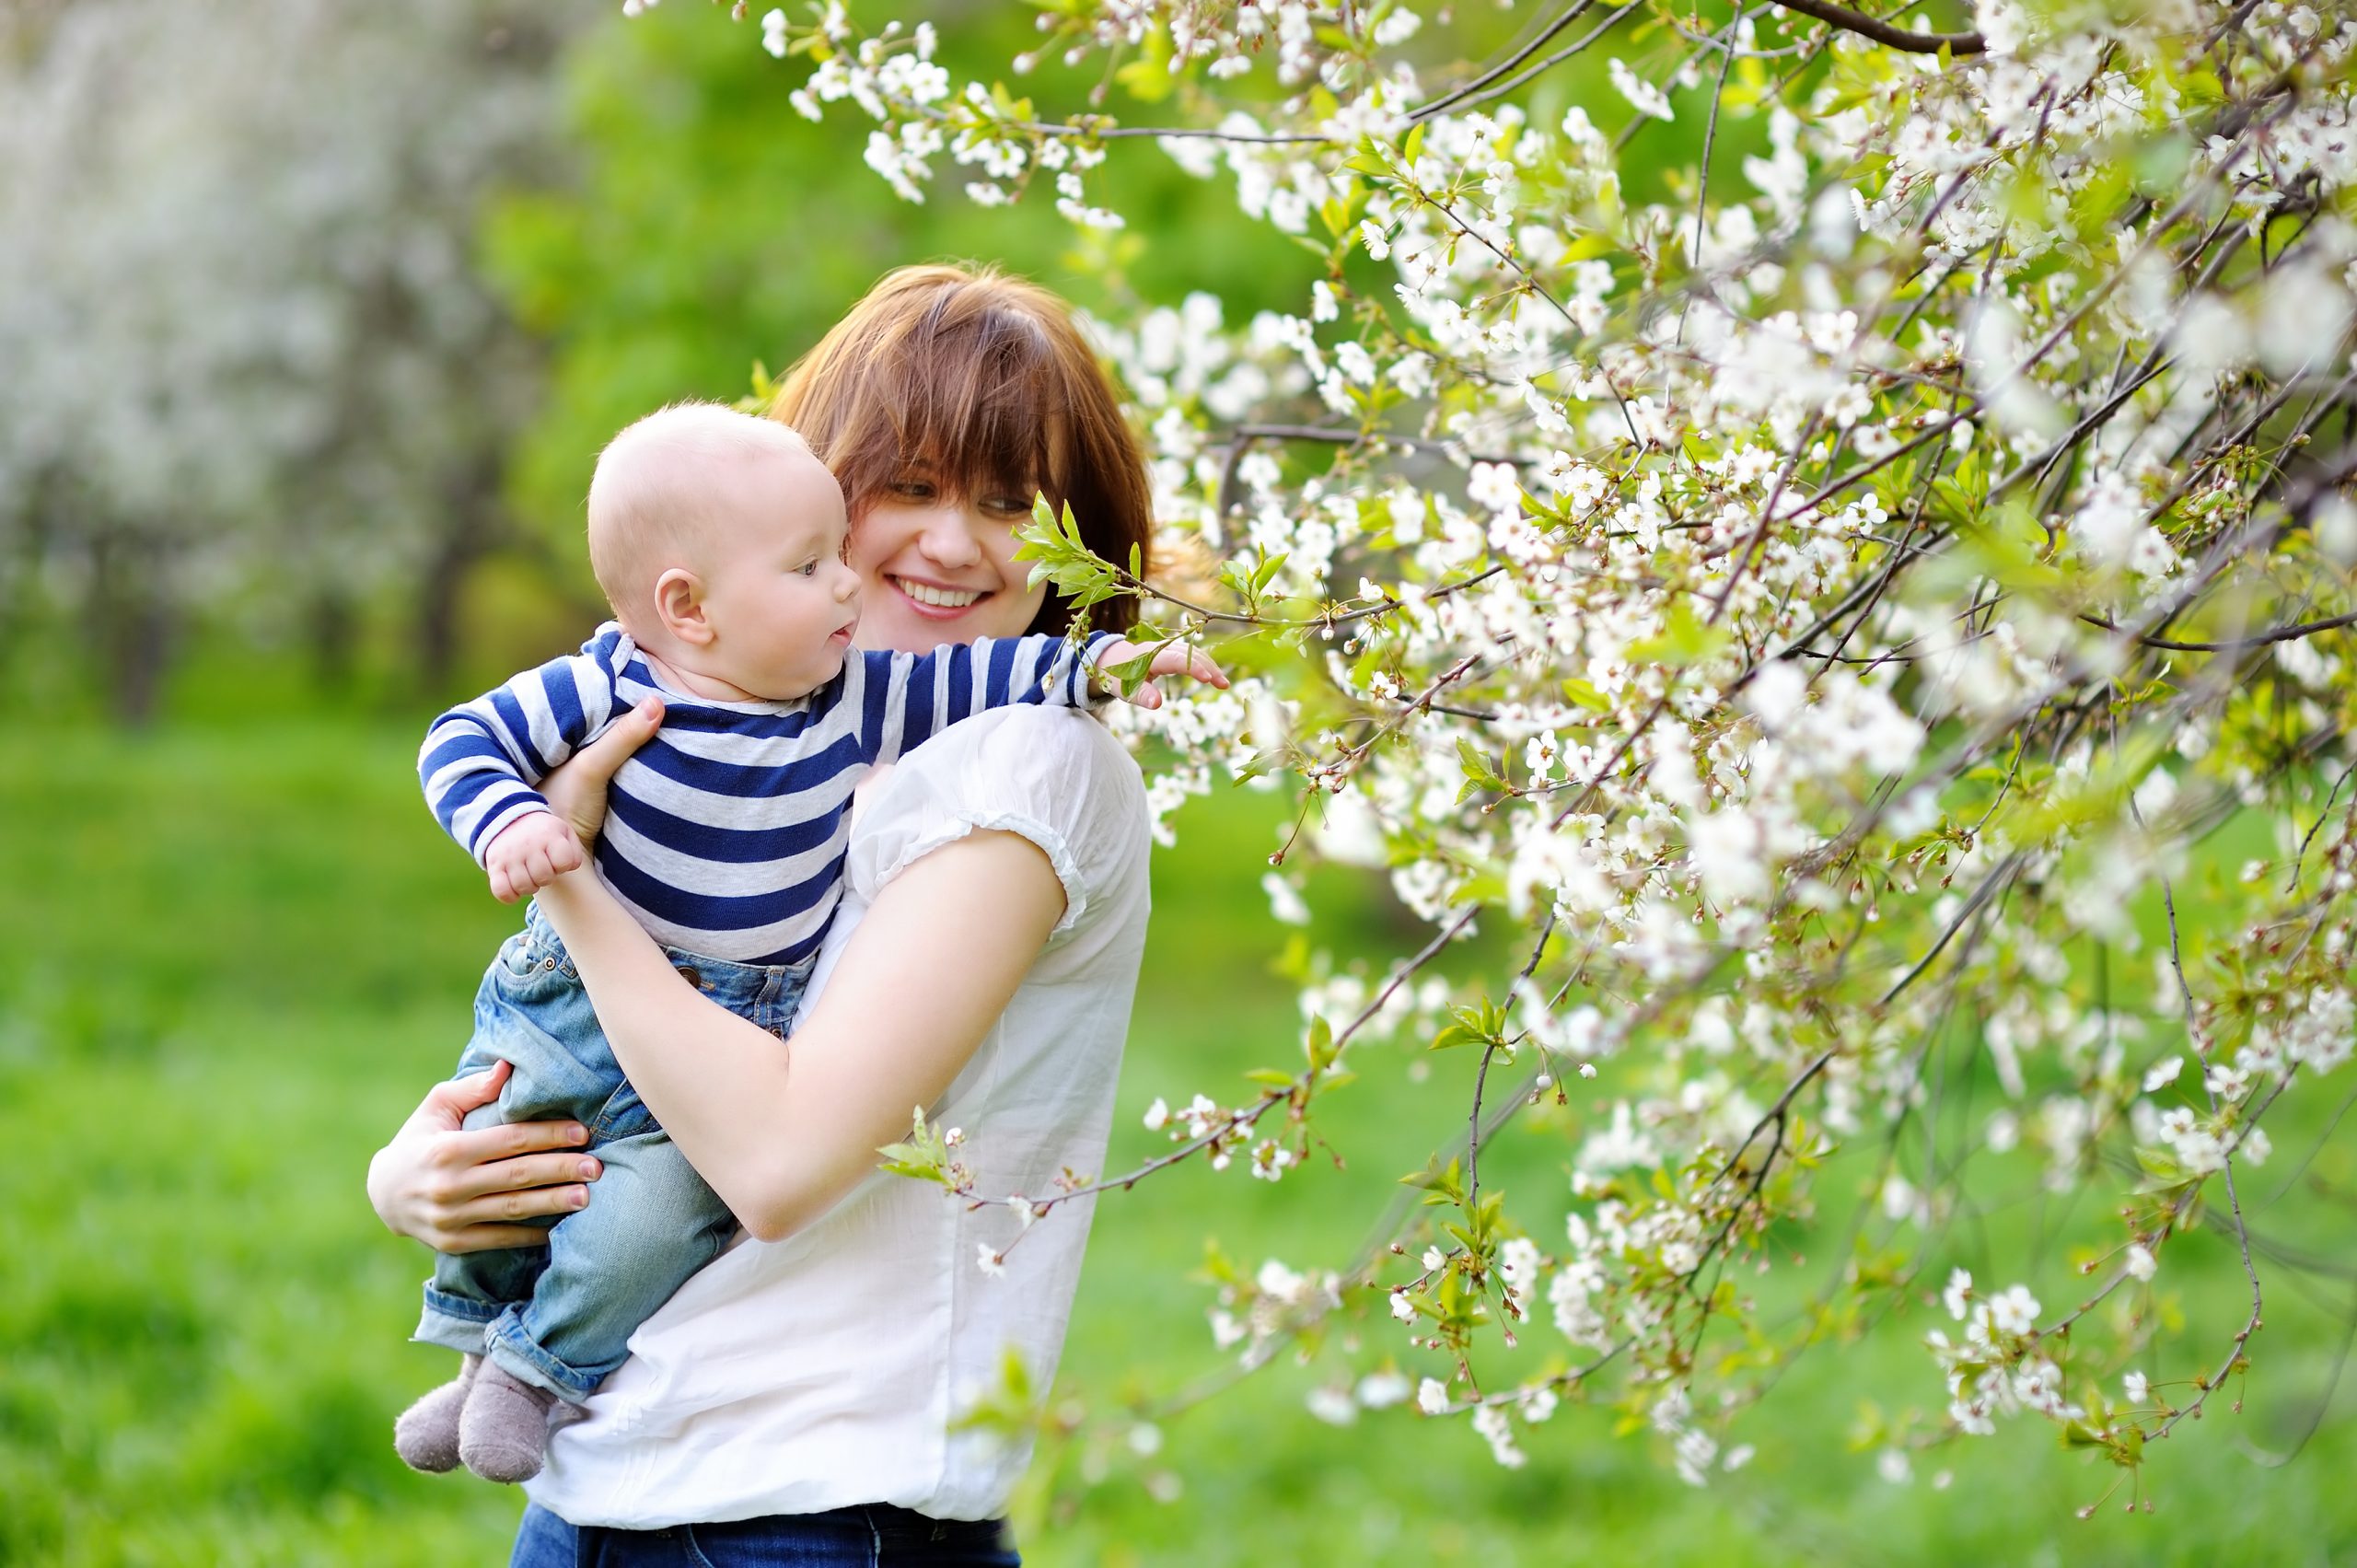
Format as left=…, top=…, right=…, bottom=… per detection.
left=418, top=627, right=628, bottom=866
left=849, top=631, right=1120, bottom=765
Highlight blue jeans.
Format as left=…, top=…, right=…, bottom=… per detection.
left=413, top=903, right=812, bottom=1400
left=511, top=1503, right=1021, bottom=1567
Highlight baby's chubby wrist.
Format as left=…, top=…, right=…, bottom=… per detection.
left=480, top=807, right=585, bottom=903
left=482, top=806, right=560, bottom=860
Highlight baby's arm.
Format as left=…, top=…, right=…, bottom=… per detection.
left=418, top=629, right=629, bottom=898
left=1086, top=633, right=1229, bottom=711
left=850, top=632, right=1226, bottom=762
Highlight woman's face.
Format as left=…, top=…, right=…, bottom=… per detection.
left=846, top=468, right=1048, bottom=653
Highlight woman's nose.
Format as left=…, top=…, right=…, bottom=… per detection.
left=915, top=505, right=984, bottom=570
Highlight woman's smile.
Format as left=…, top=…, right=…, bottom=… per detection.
left=889, top=575, right=990, bottom=615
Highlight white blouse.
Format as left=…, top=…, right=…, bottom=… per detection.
left=526, top=704, right=1152, bottom=1527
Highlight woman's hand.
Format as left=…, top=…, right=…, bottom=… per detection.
left=366, top=1060, right=603, bottom=1254
left=540, top=696, right=666, bottom=846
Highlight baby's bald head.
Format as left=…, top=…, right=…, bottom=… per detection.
left=586, top=402, right=836, bottom=633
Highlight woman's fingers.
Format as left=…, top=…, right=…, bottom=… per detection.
left=424, top=1061, right=513, bottom=1126
left=442, top=1144, right=600, bottom=1199
left=424, top=1144, right=598, bottom=1249
left=436, top=1118, right=592, bottom=1180
left=449, top=1178, right=593, bottom=1227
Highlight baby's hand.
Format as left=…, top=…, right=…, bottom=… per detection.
left=484, top=812, right=585, bottom=904
left=1096, top=637, right=1229, bottom=711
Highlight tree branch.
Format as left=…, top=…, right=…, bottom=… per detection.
left=1766, top=0, right=1984, bottom=52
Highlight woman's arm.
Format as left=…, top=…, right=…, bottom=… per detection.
left=533, top=829, right=1064, bottom=1242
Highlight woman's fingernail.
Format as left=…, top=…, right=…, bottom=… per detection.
left=568, top=1124, right=588, bottom=1143
left=578, top=1159, right=600, bottom=1179
left=568, top=1188, right=590, bottom=1209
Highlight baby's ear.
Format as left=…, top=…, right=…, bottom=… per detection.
left=652, top=568, right=714, bottom=645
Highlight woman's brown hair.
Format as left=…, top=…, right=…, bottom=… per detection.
left=769, top=263, right=1153, bottom=635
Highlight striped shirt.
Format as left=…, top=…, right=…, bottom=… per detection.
left=420, top=622, right=1116, bottom=964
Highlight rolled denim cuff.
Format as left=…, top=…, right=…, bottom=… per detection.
left=485, top=1312, right=604, bottom=1402
left=414, top=1287, right=499, bottom=1356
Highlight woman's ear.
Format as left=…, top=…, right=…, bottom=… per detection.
left=653, top=567, right=715, bottom=646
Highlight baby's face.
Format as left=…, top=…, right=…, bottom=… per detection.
left=688, top=444, right=864, bottom=701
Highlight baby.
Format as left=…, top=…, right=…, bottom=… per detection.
left=396, top=402, right=1217, bottom=1483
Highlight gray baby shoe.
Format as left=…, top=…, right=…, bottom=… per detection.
left=392, top=1353, right=482, bottom=1473
left=458, top=1360, right=569, bottom=1484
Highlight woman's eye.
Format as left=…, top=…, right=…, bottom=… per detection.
left=983, top=494, right=1030, bottom=516
left=890, top=480, right=935, bottom=501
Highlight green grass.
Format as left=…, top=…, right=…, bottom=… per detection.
left=2, top=714, right=2351, bottom=1565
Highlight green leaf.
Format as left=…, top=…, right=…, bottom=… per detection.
left=1306, top=1012, right=1336, bottom=1071
left=1429, top=1000, right=1509, bottom=1052
left=1113, top=49, right=1174, bottom=103
left=1624, top=598, right=1731, bottom=668
left=1456, top=738, right=1507, bottom=795
left=1015, top=494, right=1134, bottom=615
left=877, top=1106, right=953, bottom=1184
left=947, top=1345, right=1042, bottom=1438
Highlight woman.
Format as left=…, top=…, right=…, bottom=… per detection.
left=368, top=264, right=1159, bottom=1565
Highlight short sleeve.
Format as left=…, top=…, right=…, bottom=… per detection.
left=842, top=706, right=1149, bottom=941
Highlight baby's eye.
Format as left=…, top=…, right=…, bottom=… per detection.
left=796, top=559, right=819, bottom=577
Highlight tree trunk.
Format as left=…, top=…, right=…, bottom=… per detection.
left=308, top=586, right=356, bottom=694
left=90, top=527, right=172, bottom=726
left=416, top=448, right=503, bottom=695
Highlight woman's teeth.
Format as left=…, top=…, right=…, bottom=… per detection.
left=897, top=579, right=984, bottom=610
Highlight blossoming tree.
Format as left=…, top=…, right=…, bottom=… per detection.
left=0, top=0, right=563, bottom=714
left=715, top=0, right=2352, bottom=1498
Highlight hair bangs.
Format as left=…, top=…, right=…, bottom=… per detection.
left=811, top=296, right=1077, bottom=523
left=889, top=306, right=1070, bottom=512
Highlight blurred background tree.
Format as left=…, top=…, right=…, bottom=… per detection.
left=0, top=0, right=578, bottom=717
